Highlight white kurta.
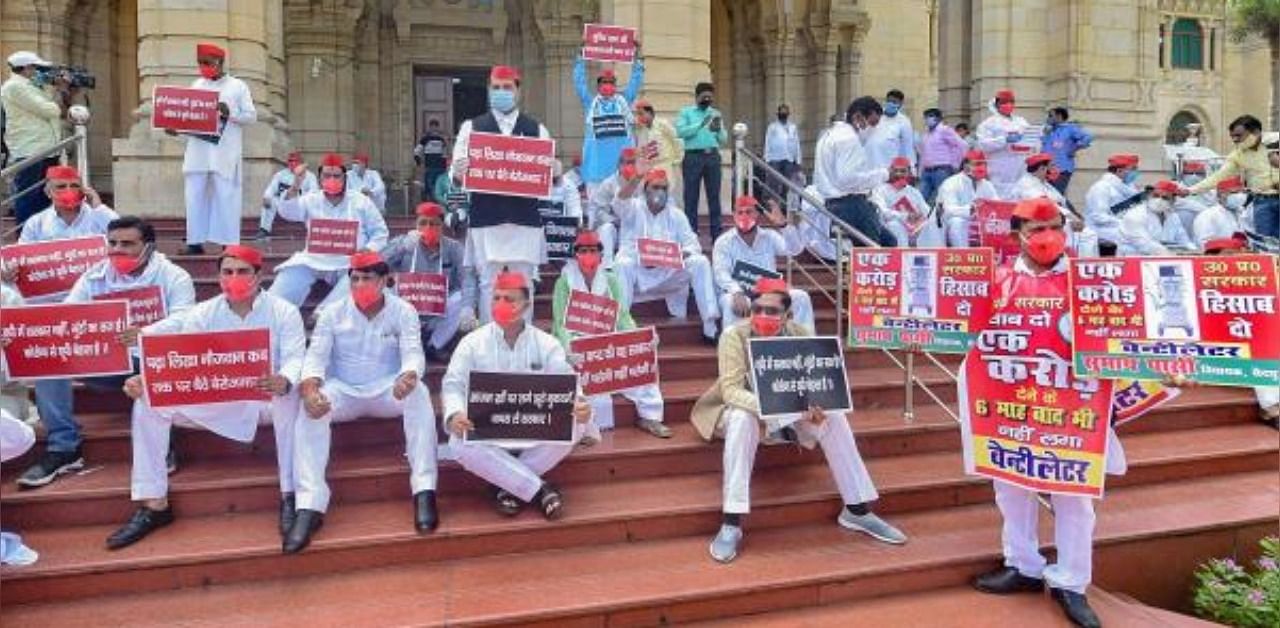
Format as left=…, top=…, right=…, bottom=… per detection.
left=870, top=183, right=945, bottom=248
left=17, top=203, right=118, bottom=243
left=937, top=172, right=1000, bottom=247
left=612, top=196, right=720, bottom=323
left=1192, top=204, right=1242, bottom=247
left=710, top=226, right=813, bottom=331
left=542, top=181, right=583, bottom=221
left=1014, top=174, right=1100, bottom=257
left=182, top=73, right=256, bottom=246
left=813, top=122, right=887, bottom=200
left=269, top=190, right=389, bottom=308
left=1083, top=172, right=1138, bottom=245
left=260, top=168, right=318, bottom=233
left=347, top=168, right=387, bottom=212
left=67, top=254, right=197, bottom=315
left=975, top=111, right=1035, bottom=199
left=1118, top=203, right=1196, bottom=256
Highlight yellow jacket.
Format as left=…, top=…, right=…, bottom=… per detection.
left=691, top=319, right=812, bottom=441
left=635, top=117, right=682, bottom=173
left=1190, top=143, right=1280, bottom=195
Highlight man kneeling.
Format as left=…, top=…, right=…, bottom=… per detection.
left=691, top=277, right=907, bottom=563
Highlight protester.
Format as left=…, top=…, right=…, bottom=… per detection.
left=633, top=98, right=682, bottom=194
left=875, top=89, right=916, bottom=168
left=858, top=97, right=899, bottom=170
left=693, top=277, right=906, bottom=564
left=347, top=152, right=387, bottom=213
left=1186, top=115, right=1280, bottom=238
left=175, top=43, right=256, bottom=255
left=917, top=107, right=969, bottom=204
left=814, top=96, right=893, bottom=247
left=1118, top=180, right=1195, bottom=256
left=975, top=89, right=1033, bottom=199
left=586, top=147, right=642, bottom=265
left=258, top=152, right=318, bottom=240
left=764, top=103, right=802, bottom=199
left=676, top=82, right=729, bottom=239
left=414, top=119, right=449, bottom=202
left=712, top=196, right=812, bottom=332
left=1015, top=152, right=1100, bottom=256
left=937, top=150, right=998, bottom=247
left=1042, top=107, right=1092, bottom=195
left=108, top=245, right=306, bottom=549
left=2, top=50, right=75, bottom=225
left=442, top=270, right=593, bottom=520
left=286, top=251, right=439, bottom=553
left=573, top=52, right=645, bottom=194
left=1192, top=177, right=1246, bottom=247
left=1083, top=153, right=1141, bottom=248
left=871, top=156, right=944, bottom=248
left=954, top=122, right=975, bottom=148
left=15, top=164, right=115, bottom=248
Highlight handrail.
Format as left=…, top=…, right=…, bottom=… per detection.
left=0, top=133, right=80, bottom=181
left=1, top=121, right=89, bottom=214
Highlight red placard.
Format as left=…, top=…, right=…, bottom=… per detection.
left=140, top=328, right=272, bottom=408
left=564, top=289, right=620, bottom=336
left=582, top=24, right=638, bottom=64
left=151, top=86, right=221, bottom=135
left=462, top=132, right=557, bottom=199
left=962, top=272, right=1113, bottom=498
left=569, top=327, right=659, bottom=396
left=93, top=285, right=167, bottom=327
left=395, top=272, right=448, bottom=316
left=1068, top=256, right=1280, bottom=387
left=1, top=235, right=108, bottom=299
left=305, top=218, right=360, bottom=255
left=973, top=199, right=1020, bottom=265
left=0, top=301, right=132, bottom=379
left=637, top=238, right=684, bottom=269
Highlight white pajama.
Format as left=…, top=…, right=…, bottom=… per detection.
left=423, top=291, right=466, bottom=350
left=994, top=482, right=1095, bottom=594
left=719, top=289, right=814, bottom=333
left=598, top=222, right=618, bottom=266
left=449, top=420, right=585, bottom=502
left=588, top=383, right=664, bottom=431
left=614, top=253, right=719, bottom=321
left=185, top=172, right=243, bottom=246
left=1257, top=386, right=1280, bottom=411
left=718, top=406, right=879, bottom=515
left=294, top=382, right=437, bottom=512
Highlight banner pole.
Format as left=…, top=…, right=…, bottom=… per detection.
left=903, top=351, right=916, bottom=423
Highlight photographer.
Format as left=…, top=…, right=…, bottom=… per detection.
left=1, top=51, right=77, bottom=225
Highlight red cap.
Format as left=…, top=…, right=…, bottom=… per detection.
left=964, top=149, right=986, bottom=163
left=633, top=98, right=652, bottom=111
left=320, top=153, right=345, bottom=169
left=45, top=165, right=79, bottom=181
left=416, top=202, right=444, bottom=218
left=494, top=270, right=527, bottom=291
left=995, top=89, right=1015, bottom=102
left=644, top=168, right=669, bottom=185
left=350, top=250, right=383, bottom=270
left=196, top=43, right=226, bottom=59
left=620, top=147, right=638, bottom=160
left=1153, top=180, right=1182, bottom=196
left=1107, top=153, right=1139, bottom=168
left=754, top=277, right=789, bottom=296
left=490, top=65, right=521, bottom=83
left=221, top=244, right=264, bottom=269
left=1204, top=234, right=1248, bottom=253
left=1012, top=198, right=1060, bottom=222
left=353, top=152, right=369, bottom=165
left=598, top=69, right=616, bottom=82
left=1025, top=152, right=1053, bottom=168
left=574, top=230, right=602, bottom=248
left=890, top=156, right=912, bottom=170
left=735, top=196, right=758, bottom=211
left=1216, top=176, right=1245, bottom=193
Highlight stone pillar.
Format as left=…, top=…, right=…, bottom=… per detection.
left=283, top=2, right=365, bottom=159
left=607, top=0, right=712, bottom=117
left=111, top=0, right=289, bottom=218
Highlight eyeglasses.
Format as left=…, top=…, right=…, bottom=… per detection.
left=750, top=304, right=786, bottom=316
left=573, top=247, right=602, bottom=254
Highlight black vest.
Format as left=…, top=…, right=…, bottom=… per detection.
left=468, top=111, right=543, bottom=229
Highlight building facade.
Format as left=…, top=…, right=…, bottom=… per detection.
left=0, top=0, right=1271, bottom=215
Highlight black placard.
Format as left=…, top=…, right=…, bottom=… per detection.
left=731, top=260, right=782, bottom=293
left=542, top=215, right=580, bottom=261
left=465, top=371, right=577, bottom=443
left=746, top=336, right=851, bottom=421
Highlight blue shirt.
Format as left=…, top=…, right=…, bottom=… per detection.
left=1043, top=122, right=1093, bottom=173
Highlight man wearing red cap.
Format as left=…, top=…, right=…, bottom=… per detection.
left=382, top=202, right=478, bottom=359
left=174, top=42, right=256, bottom=255
left=870, top=156, right=945, bottom=247
left=258, top=152, right=317, bottom=240
left=449, top=65, right=552, bottom=323
left=1016, top=152, right=1100, bottom=257
left=347, top=152, right=386, bottom=212
left=1083, top=153, right=1142, bottom=247
left=693, top=277, right=905, bottom=564
left=612, top=167, right=722, bottom=343
left=286, top=251, right=440, bottom=553
left=1118, top=179, right=1195, bottom=256
left=937, top=150, right=998, bottom=247
left=586, top=147, right=643, bottom=265
left=975, top=89, right=1035, bottom=199
left=12, top=165, right=116, bottom=271
left=107, top=244, right=306, bottom=549
left=573, top=48, right=645, bottom=192
left=1192, top=176, right=1247, bottom=248
left=443, top=269, right=593, bottom=520
left=269, top=152, right=389, bottom=309
left=713, top=196, right=813, bottom=331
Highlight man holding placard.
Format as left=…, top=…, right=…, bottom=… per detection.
left=258, top=151, right=317, bottom=240
left=572, top=38, right=645, bottom=194
left=612, top=168, right=721, bottom=344
left=106, top=245, right=305, bottom=549
left=937, top=150, right=998, bottom=247
left=269, top=152, right=388, bottom=311
left=552, top=230, right=668, bottom=440
left=286, top=251, right=438, bottom=553
left=712, top=196, right=811, bottom=332
left=691, top=277, right=904, bottom=564
left=443, top=270, right=593, bottom=520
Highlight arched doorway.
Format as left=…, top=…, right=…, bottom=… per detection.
left=1165, top=110, right=1202, bottom=145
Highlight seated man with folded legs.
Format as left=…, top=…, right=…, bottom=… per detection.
left=692, top=277, right=907, bottom=563
left=712, top=195, right=813, bottom=332
left=443, top=270, right=593, bottom=519
left=286, top=251, right=439, bottom=554
left=108, top=245, right=306, bottom=548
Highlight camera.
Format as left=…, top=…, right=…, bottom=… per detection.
left=34, top=65, right=96, bottom=90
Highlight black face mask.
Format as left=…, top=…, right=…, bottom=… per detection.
left=698, top=97, right=713, bottom=109
left=777, top=113, right=789, bottom=122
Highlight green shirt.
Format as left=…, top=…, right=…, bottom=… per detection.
left=675, top=105, right=728, bottom=152
left=551, top=270, right=636, bottom=349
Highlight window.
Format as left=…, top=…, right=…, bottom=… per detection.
left=1171, top=18, right=1203, bottom=69
left=1159, top=23, right=1165, bottom=69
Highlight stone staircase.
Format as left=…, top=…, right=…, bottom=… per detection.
left=1, top=217, right=1275, bottom=626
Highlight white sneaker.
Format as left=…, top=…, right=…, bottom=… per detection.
left=708, top=524, right=743, bottom=563
left=838, top=510, right=907, bottom=545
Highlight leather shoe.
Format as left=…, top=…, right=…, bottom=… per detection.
left=279, top=493, right=297, bottom=538
left=414, top=490, right=438, bottom=533
left=972, top=566, right=1044, bottom=594
left=282, top=509, right=324, bottom=554
left=106, top=506, right=175, bottom=550
left=1051, top=588, right=1102, bottom=628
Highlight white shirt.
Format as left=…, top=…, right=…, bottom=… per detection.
left=763, top=120, right=801, bottom=165
left=1118, top=202, right=1196, bottom=256
left=613, top=196, right=704, bottom=259
left=1083, top=172, right=1137, bottom=243
left=1014, top=173, right=1067, bottom=207
left=1192, top=203, right=1242, bottom=248
left=813, top=121, right=888, bottom=199
left=18, top=203, right=118, bottom=243
left=302, top=294, right=425, bottom=392
left=975, top=111, right=1034, bottom=193
left=66, top=253, right=195, bottom=313
left=875, top=112, right=916, bottom=167
left=263, top=168, right=318, bottom=202
left=543, top=181, right=583, bottom=220
left=711, top=226, right=804, bottom=294
left=870, top=182, right=944, bottom=247
left=441, top=322, right=573, bottom=421
left=937, top=172, right=999, bottom=219
left=449, top=108, right=551, bottom=182
left=346, top=167, right=387, bottom=212
left=797, top=184, right=839, bottom=261
left=275, top=189, right=389, bottom=272
left=182, top=74, right=256, bottom=177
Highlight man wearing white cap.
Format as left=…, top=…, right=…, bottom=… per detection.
left=2, top=51, right=74, bottom=225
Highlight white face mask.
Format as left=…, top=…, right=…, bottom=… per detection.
left=1224, top=192, right=1248, bottom=211
left=1149, top=198, right=1172, bottom=214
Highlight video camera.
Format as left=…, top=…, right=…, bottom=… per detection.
left=34, top=65, right=96, bottom=90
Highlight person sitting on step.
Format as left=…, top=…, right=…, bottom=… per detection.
left=711, top=195, right=812, bottom=333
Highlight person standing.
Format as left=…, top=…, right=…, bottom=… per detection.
left=877, top=89, right=916, bottom=168
left=573, top=52, right=645, bottom=195
left=414, top=119, right=449, bottom=202
left=177, top=43, right=257, bottom=255
left=954, top=122, right=976, bottom=148
left=1042, top=107, right=1093, bottom=196
left=2, top=51, right=75, bottom=225
left=258, top=152, right=317, bottom=240
left=632, top=99, right=682, bottom=188
left=764, top=104, right=802, bottom=197
left=347, top=152, right=387, bottom=213
left=676, top=82, right=729, bottom=240
left=1186, top=115, right=1280, bottom=238
left=975, top=89, right=1034, bottom=200
left=917, top=108, right=969, bottom=205
left=813, top=96, right=893, bottom=247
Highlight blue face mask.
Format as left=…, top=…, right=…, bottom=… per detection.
left=489, top=89, right=517, bottom=114
left=1123, top=170, right=1140, bottom=185
left=884, top=102, right=901, bottom=116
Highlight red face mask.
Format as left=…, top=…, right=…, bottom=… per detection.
left=492, top=300, right=521, bottom=326
left=577, top=252, right=602, bottom=274
left=972, top=165, right=989, bottom=180
left=198, top=63, right=220, bottom=80
left=321, top=178, right=344, bottom=195
left=599, top=83, right=617, bottom=97
left=352, top=282, right=383, bottom=310
left=620, top=164, right=638, bottom=181
left=109, top=252, right=143, bottom=275
left=53, top=188, right=83, bottom=210
left=734, top=213, right=757, bottom=232
left=997, top=102, right=1015, bottom=116
left=891, top=176, right=910, bottom=190
left=751, top=314, right=784, bottom=337
left=220, top=275, right=256, bottom=301
left=419, top=226, right=442, bottom=247
left=1025, top=229, right=1067, bottom=267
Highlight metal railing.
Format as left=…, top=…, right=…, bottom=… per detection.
left=1, top=120, right=89, bottom=240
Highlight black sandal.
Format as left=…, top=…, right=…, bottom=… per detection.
left=538, top=484, right=564, bottom=520
left=493, top=489, right=523, bottom=517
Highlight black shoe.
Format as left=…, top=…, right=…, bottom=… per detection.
left=972, top=566, right=1045, bottom=594
left=1050, top=588, right=1102, bottom=628
left=166, top=445, right=178, bottom=475
left=254, top=228, right=271, bottom=241
left=279, top=494, right=297, bottom=538
left=701, top=331, right=719, bottom=346
left=282, top=509, right=324, bottom=554
left=423, top=345, right=443, bottom=364
left=106, top=506, right=174, bottom=550
left=16, top=448, right=85, bottom=489
left=182, top=244, right=205, bottom=255
left=414, top=490, right=438, bottom=533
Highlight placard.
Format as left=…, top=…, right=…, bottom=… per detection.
left=93, top=285, right=167, bottom=327
left=305, top=218, right=360, bottom=255
left=564, top=289, right=620, bottom=336
left=746, top=336, right=851, bottom=424
left=0, top=301, right=132, bottom=379
left=569, top=327, right=659, bottom=396
left=462, top=132, right=557, bottom=199
left=637, top=238, right=683, bottom=269
left=582, top=24, right=638, bottom=64
left=962, top=272, right=1113, bottom=498
left=973, top=199, right=1020, bottom=264
left=465, top=371, right=577, bottom=445
left=151, top=86, right=221, bottom=135
left=140, top=328, right=272, bottom=408
left=543, top=215, right=579, bottom=261
left=1110, top=379, right=1181, bottom=427
left=847, top=248, right=995, bottom=354
left=730, top=260, right=781, bottom=293
left=395, top=272, right=448, bottom=316
left=1, top=235, right=108, bottom=299
left=1068, top=256, right=1280, bottom=387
